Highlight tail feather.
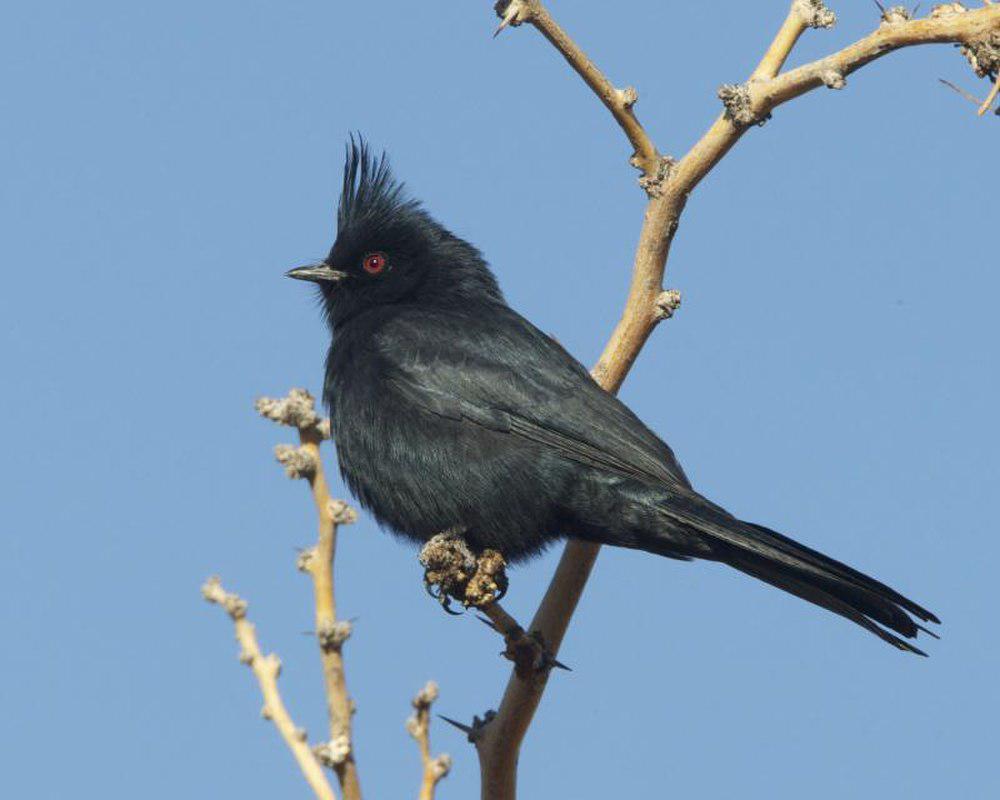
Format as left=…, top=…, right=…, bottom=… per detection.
left=653, top=489, right=938, bottom=654
left=730, top=551, right=928, bottom=656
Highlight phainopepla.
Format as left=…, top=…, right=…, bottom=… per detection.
left=288, top=139, right=938, bottom=654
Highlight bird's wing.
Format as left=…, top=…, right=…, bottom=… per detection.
left=378, top=304, right=691, bottom=489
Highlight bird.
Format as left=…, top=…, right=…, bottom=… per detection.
left=287, top=138, right=939, bottom=655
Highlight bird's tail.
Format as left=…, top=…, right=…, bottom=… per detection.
left=650, top=492, right=939, bottom=655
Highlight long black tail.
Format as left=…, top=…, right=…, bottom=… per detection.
left=653, top=492, right=939, bottom=655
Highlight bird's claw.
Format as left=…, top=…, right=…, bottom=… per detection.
left=419, top=531, right=509, bottom=614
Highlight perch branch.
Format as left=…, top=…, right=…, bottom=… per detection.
left=407, top=682, right=452, bottom=800
left=477, top=3, right=999, bottom=798
left=258, top=389, right=362, bottom=800
left=202, top=578, right=337, bottom=800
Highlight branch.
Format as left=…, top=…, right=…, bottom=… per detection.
left=476, top=3, right=999, bottom=797
left=202, top=578, right=337, bottom=800
left=258, top=388, right=363, bottom=800
left=406, top=682, right=452, bottom=800
left=494, top=0, right=667, bottom=192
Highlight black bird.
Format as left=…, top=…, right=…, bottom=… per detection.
left=288, top=140, right=938, bottom=654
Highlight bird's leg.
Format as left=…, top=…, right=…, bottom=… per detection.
left=419, top=530, right=568, bottom=676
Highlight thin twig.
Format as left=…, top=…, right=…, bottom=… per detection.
left=407, top=682, right=452, bottom=800
left=476, top=4, right=1000, bottom=798
left=495, top=0, right=663, bottom=189
left=978, top=70, right=1000, bottom=113
left=259, top=388, right=363, bottom=799
left=939, top=77, right=985, bottom=105
left=202, top=578, right=337, bottom=800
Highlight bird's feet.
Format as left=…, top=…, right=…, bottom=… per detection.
left=419, top=529, right=508, bottom=613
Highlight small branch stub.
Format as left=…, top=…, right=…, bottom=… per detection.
left=419, top=531, right=508, bottom=612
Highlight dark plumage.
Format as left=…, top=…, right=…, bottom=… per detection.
left=288, top=139, right=939, bottom=655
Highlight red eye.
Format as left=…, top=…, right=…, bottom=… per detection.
left=362, top=252, right=387, bottom=274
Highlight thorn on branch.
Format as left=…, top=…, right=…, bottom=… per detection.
left=419, top=531, right=509, bottom=612
left=274, top=444, right=319, bottom=479
left=493, top=0, right=534, bottom=37
left=438, top=710, right=497, bottom=744
left=719, top=83, right=771, bottom=127
left=794, top=0, right=838, bottom=29
left=256, top=388, right=331, bottom=439
left=653, top=290, right=682, bottom=321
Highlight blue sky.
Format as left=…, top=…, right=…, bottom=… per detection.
left=2, top=2, right=997, bottom=798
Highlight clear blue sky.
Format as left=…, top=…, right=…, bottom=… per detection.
left=2, top=2, right=997, bottom=798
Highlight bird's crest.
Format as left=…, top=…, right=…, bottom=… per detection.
left=338, top=136, right=417, bottom=234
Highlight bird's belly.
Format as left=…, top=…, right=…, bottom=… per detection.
left=333, top=403, right=565, bottom=560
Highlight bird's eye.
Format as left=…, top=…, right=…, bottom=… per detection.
left=362, top=252, right=388, bottom=275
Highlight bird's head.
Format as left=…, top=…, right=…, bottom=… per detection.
left=288, top=137, right=503, bottom=329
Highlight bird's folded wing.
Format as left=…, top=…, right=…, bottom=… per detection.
left=379, top=306, right=691, bottom=490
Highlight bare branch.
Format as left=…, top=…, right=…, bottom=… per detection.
left=752, top=1, right=837, bottom=82
left=476, top=4, right=1000, bottom=798
left=202, top=577, right=336, bottom=800
left=258, top=389, right=363, bottom=800
left=493, top=0, right=667, bottom=192
left=407, top=682, right=452, bottom=800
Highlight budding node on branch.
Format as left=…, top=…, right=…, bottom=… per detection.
left=274, top=444, right=319, bottom=479
left=794, top=0, right=837, bottom=29
left=821, top=69, right=847, bottom=89
left=653, top=289, right=682, bottom=321
left=930, top=3, right=968, bottom=17
left=878, top=5, right=913, bottom=25
left=430, top=754, right=453, bottom=779
left=616, top=86, right=639, bottom=109
left=201, top=576, right=249, bottom=619
left=719, top=83, right=770, bottom=127
left=256, top=388, right=330, bottom=439
left=413, top=680, right=441, bottom=710
left=637, top=155, right=675, bottom=197
left=328, top=499, right=358, bottom=525
left=960, top=31, right=1000, bottom=80
left=314, top=735, right=351, bottom=767
left=317, top=619, right=353, bottom=651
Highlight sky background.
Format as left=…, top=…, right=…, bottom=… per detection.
left=2, top=2, right=998, bottom=798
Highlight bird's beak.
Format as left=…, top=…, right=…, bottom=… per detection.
left=285, top=263, right=350, bottom=285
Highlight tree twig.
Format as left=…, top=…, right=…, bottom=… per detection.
left=258, top=388, right=363, bottom=800
left=494, top=0, right=666, bottom=192
left=202, top=577, right=337, bottom=800
left=407, top=682, right=452, bottom=800
left=476, top=3, right=1000, bottom=798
